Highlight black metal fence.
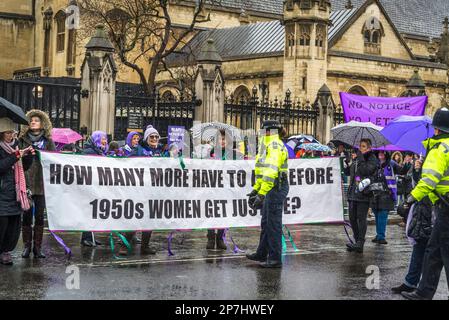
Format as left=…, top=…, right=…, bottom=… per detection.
left=0, top=79, right=81, bottom=130
left=225, top=90, right=345, bottom=137
left=114, top=92, right=200, bottom=141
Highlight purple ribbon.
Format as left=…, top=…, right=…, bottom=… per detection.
left=224, top=228, right=245, bottom=254
left=167, top=232, right=175, bottom=256
left=50, top=231, right=72, bottom=258
left=343, top=222, right=355, bottom=244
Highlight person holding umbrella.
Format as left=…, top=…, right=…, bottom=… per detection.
left=19, top=110, right=56, bottom=259
left=345, top=139, right=378, bottom=253
left=0, top=118, right=34, bottom=265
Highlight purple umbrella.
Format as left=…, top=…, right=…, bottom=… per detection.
left=380, top=115, right=434, bottom=155
left=52, top=128, right=83, bottom=145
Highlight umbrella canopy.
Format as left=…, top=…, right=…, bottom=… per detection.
left=380, top=115, right=434, bottom=155
left=287, top=134, right=319, bottom=144
left=331, top=121, right=391, bottom=148
left=298, top=143, right=331, bottom=153
left=191, top=122, right=242, bottom=142
left=51, top=128, right=83, bottom=145
left=0, top=97, right=28, bottom=125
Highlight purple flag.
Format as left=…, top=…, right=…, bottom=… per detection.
left=340, top=93, right=427, bottom=127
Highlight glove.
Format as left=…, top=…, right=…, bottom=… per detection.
left=250, top=194, right=265, bottom=210
left=247, top=190, right=258, bottom=208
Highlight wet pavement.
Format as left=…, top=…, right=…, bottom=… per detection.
left=0, top=218, right=447, bottom=300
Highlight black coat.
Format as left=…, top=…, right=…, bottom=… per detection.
left=0, top=141, right=31, bottom=216
left=347, top=150, right=378, bottom=203
left=407, top=197, right=433, bottom=241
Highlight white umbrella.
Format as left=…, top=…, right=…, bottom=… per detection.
left=331, top=121, right=391, bottom=148
left=191, top=122, right=242, bottom=142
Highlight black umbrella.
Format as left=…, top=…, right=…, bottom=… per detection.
left=0, top=97, right=29, bottom=125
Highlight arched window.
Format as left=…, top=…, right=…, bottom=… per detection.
left=55, top=11, right=66, bottom=52
left=362, top=16, right=384, bottom=54
left=315, top=24, right=326, bottom=59
left=161, top=91, right=176, bottom=102
left=233, top=85, right=251, bottom=103
left=298, top=24, right=311, bottom=57
left=348, top=85, right=368, bottom=96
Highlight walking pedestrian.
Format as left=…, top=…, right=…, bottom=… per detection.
left=80, top=131, right=109, bottom=247
left=0, top=118, right=34, bottom=265
left=402, top=107, right=449, bottom=300
left=345, top=139, right=377, bottom=253
left=19, top=110, right=56, bottom=259
left=246, top=120, right=289, bottom=268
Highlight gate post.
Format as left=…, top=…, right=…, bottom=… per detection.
left=80, top=25, right=117, bottom=136
left=194, top=39, right=225, bottom=123
left=313, top=84, right=335, bottom=143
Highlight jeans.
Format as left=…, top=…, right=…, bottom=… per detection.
left=417, top=207, right=449, bottom=299
left=256, top=181, right=289, bottom=262
left=0, top=215, right=21, bottom=254
left=404, top=240, right=428, bottom=288
left=348, top=201, right=370, bottom=243
left=373, top=209, right=388, bottom=240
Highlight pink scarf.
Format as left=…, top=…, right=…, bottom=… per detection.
left=0, top=140, right=30, bottom=211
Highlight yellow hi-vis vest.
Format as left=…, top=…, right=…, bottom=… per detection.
left=253, top=134, right=288, bottom=196
left=411, top=136, right=449, bottom=204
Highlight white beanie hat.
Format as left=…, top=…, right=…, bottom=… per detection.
left=0, top=117, right=16, bottom=133
left=144, top=125, right=159, bottom=141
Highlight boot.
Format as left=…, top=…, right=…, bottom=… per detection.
left=353, top=240, right=365, bottom=253
left=21, top=226, right=33, bottom=258
left=206, top=230, right=216, bottom=250
left=140, top=231, right=156, bottom=255
left=0, top=252, right=13, bottom=266
left=216, top=230, right=227, bottom=250
left=32, top=225, right=46, bottom=259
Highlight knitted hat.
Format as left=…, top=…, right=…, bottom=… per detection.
left=0, top=117, right=16, bottom=133
left=144, top=125, right=159, bottom=141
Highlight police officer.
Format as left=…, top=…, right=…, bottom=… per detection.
left=402, top=107, right=449, bottom=300
left=246, top=120, right=289, bottom=268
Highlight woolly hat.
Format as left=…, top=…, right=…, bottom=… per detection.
left=0, top=117, right=16, bottom=133
left=144, top=125, right=159, bottom=141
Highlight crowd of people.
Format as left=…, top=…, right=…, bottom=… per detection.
left=1, top=106, right=448, bottom=299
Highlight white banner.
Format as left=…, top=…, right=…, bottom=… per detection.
left=40, top=152, right=344, bottom=231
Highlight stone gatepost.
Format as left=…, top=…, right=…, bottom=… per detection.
left=194, top=39, right=225, bottom=123
left=80, top=25, right=117, bottom=136
left=313, top=84, right=336, bottom=144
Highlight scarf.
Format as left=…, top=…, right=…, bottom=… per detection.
left=27, top=131, right=46, bottom=149
left=383, top=163, right=397, bottom=202
left=0, top=140, right=30, bottom=211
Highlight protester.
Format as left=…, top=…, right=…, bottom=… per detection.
left=123, top=131, right=141, bottom=157
left=0, top=118, right=34, bottom=265
left=392, top=151, right=403, bottom=166
left=119, top=125, right=167, bottom=256
left=19, top=110, right=56, bottom=259
left=392, top=156, right=433, bottom=294
left=345, top=139, right=377, bottom=253
left=107, top=141, right=125, bottom=157
left=80, top=131, right=109, bottom=247
left=370, top=151, right=402, bottom=245
left=246, top=121, right=289, bottom=268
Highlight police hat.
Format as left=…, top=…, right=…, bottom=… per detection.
left=261, top=120, right=283, bottom=131
left=432, top=107, right=449, bottom=133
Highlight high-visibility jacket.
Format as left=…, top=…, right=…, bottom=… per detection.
left=411, top=135, right=449, bottom=204
left=253, top=134, right=288, bottom=196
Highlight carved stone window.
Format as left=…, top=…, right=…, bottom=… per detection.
left=300, top=0, right=312, bottom=9
left=298, top=24, right=311, bottom=57
left=362, top=17, right=384, bottom=55
left=55, top=10, right=66, bottom=52
left=316, top=24, right=326, bottom=58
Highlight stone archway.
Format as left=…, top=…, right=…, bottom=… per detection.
left=348, top=85, right=368, bottom=96
left=233, top=85, right=251, bottom=102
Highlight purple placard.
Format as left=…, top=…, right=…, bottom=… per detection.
left=168, top=126, right=185, bottom=150
left=340, top=93, right=427, bottom=127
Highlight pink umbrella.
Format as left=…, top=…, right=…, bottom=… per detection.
left=51, top=128, right=83, bottom=145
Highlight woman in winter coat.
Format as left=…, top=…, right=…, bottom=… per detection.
left=345, top=138, right=378, bottom=253
left=0, top=118, right=34, bottom=265
left=118, top=126, right=167, bottom=256
left=19, top=110, right=56, bottom=259
left=80, top=131, right=109, bottom=247
left=370, top=151, right=409, bottom=245
left=123, top=131, right=141, bottom=157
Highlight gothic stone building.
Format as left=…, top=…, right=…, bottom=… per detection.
left=1, top=0, right=449, bottom=114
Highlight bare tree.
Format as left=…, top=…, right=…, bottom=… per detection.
left=78, top=0, right=218, bottom=96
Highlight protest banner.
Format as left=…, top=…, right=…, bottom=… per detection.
left=168, top=126, right=185, bottom=150
left=40, top=152, right=344, bottom=231
left=340, top=92, right=427, bottom=126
